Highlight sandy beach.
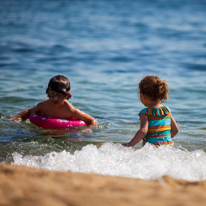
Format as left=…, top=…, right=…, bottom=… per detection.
left=0, top=163, right=206, bottom=206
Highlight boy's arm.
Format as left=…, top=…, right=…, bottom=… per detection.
left=5, top=103, right=41, bottom=121
left=70, top=106, right=97, bottom=126
left=122, top=114, right=148, bottom=147
left=170, top=114, right=179, bottom=138
left=6, top=109, right=32, bottom=121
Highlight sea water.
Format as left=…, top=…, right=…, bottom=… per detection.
left=12, top=143, right=206, bottom=181
left=0, top=0, right=206, bottom=181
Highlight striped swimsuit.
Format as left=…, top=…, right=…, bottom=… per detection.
left=139, top=106, right=174, bottom=147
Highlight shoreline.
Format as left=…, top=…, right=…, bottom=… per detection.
left=0, top=163, right=206, bottom=206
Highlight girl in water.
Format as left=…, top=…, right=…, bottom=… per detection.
left=122, top=75, right=178, bottom=147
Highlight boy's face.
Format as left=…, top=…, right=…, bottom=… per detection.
left=47, top=89, right=66, bottom=99
left=47, top=89, right=68, bottom=106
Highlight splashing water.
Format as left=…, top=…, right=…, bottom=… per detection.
left=12, top=143, right=206, bottom=181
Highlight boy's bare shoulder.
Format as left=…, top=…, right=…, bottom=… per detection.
left=64, top=100, right=75, bottom=110
left=35, top=100, right=50, bottom=109
left=36, top=99, right=47, bottom=105
left=64, top=101, right=83, bottom=115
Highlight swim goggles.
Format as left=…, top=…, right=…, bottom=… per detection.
left=47, top=89, right=67, bottom=99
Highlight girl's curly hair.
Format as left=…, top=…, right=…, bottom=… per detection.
left=138, top=75, right=169, bottom=102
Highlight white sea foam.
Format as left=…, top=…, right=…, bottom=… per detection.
left=12, top=143, right=206, bottom=181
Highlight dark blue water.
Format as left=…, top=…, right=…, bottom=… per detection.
left=0, top=0, right=206, bottom=180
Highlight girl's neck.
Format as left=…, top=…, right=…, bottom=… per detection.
left=145, top=99, right=162, bottom=108
left=147, top=102, right=162, bottom=108
left=141, top=93, right=163, bottom=108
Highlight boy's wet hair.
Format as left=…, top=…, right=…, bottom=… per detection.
left=138, top=75, right=169, bottom=102
left=46, top=75, right=70, bottom=96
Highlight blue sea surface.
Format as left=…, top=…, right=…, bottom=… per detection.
left=0, top=0, right=206, bottom=180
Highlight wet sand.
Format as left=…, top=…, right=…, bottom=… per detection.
left=0, top=163, right=206, bottom=206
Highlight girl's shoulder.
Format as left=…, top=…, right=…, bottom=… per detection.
left=139, top=107, right=149, bottom=115
left=139, top=106, right=171, bottom=116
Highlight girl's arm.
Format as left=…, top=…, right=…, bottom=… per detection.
left=170, top=114, right=179, bottom=138
left=122, top=114, right=148, bottom=147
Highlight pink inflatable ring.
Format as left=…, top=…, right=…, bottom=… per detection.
left=29, top=113, right=88, bottom=129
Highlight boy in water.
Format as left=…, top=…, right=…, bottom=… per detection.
left=6, top=75, right=97, bottom=131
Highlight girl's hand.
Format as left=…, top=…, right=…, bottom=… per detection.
left=122, top=142, right=131, bottom=147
